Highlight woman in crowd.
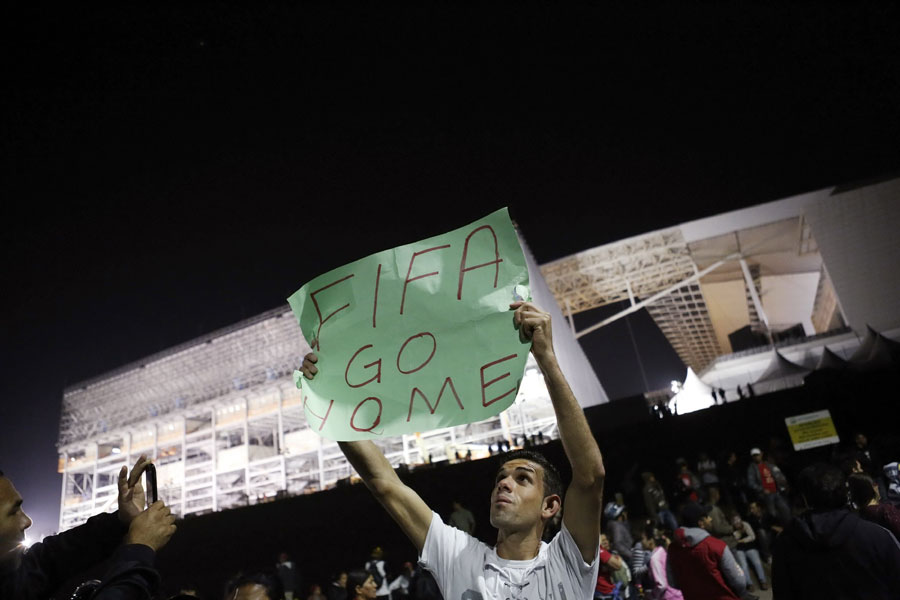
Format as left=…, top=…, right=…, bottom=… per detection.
left=848, top=472, right=900, bottom=539
left=345, top=571, right=378, bottom=600
left=731, top=514, right=768, bottom=592
left=643, top=527, right=681, bottom=600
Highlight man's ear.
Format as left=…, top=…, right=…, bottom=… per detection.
left=542, top=494, right=562, bottom=520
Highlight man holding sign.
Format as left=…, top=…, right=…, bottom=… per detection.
left=299, top=300, right=604, bottom=600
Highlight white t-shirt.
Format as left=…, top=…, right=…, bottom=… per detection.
left=419, top=512, right=599, bottom=600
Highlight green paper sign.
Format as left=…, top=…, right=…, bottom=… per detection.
left=287, top=207, right=531, bottom=441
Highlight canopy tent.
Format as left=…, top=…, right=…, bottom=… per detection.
left=815, top=346, right=850, bottom=371
left=752, top=350, right=811, bottom=394
left=671, top=367, right=716, bottom=415
left=856, top=331, right=900, bottom=371
left=849, top=326, right=879, bottom=363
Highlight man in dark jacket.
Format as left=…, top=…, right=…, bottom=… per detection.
left=642, top=472, right=678, bottom=532
left=0, top=459, right=176, bottom=600
left=603, top=501, right=634, bottom=562
left=667, top=501, right=746, bottom=600
left=772, top=462, right=900, bottom=599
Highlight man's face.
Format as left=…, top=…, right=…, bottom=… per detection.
left=749, top=502, right=762, bottom=516
left=338, top=573, right=348, bottom=587
left=489, top=458, right=552, bottom=531
left=357, top=575, right=378, bottom=600
left=697, top=514, right=713, bottom=531
left=855, top=434, right=867, bottom=448
left=0, top=477, right=33, bottom=567
left=752, top=453, right=762, bottom=463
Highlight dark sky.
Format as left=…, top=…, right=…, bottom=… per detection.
left=3, top=4, right=899, bottom=538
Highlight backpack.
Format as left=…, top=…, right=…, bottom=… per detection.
left=366, top=560, right=385, bottom=588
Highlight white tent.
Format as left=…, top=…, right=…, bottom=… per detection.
left=672, top=367, right=715, bottom=415
left=752, top=350, right=811, bottom=394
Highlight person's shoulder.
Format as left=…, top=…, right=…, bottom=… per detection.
left=853, top=511, right=899, bottom=538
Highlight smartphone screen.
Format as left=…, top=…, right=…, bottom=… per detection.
left=145, top=464, right=158, bottom=504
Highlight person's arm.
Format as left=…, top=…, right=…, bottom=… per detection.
left=89, top=500, right=177, bottom=600
left=649, top=550, right=667, bottom=590
left=511, top=302, right=605, bottom=563
left=605, top=552, right=623, bottom=571
left=718, top=546, right=746, bottom=597
left=11, top=513, right=129, bottom=600
left=629, top=545, right=648, bottom=579
left=340, top=441, right=434, bottom=552
left=299, top=353, right=433, bottom=552
left=741, top=521, right=756, bottom=544
left=746, top=464, right=762, bottom=493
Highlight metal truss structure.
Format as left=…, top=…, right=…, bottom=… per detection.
left=541, top=215, right=832, bottom=373
left=57, top=309, right=558, bottom=532
left=541, top=228, right=726, bottom=371
left=540, top=229, right=696, bottom=314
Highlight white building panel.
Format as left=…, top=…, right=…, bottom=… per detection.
left=803, top=178, right=900, bottom=332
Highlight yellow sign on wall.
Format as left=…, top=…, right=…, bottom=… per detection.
left=785, top=409, right=840, bottom=451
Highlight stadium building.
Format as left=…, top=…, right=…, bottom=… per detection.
left=56, top=175, right=899, bottom=531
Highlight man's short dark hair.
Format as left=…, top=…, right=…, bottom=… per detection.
left=224, top=571, right=283, bottom=600
left=497, top=449, right=563, bottom=501
left=346, top=569, right=371, bottom=598
left=799, top=463, right=848, bottom=510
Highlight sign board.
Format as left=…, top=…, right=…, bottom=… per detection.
left=288, top=208, right=532, bottom=441
left=784, top=409, right=840, bottom=451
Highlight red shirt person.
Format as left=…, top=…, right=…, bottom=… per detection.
left=666, top=502, right=746, bottom=600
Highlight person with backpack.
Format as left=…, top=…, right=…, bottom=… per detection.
left=364, top=547, right=390, bottom=600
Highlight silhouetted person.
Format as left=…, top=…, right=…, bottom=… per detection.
left=1, top=460, right=176, bottom=600
left=772, top=462, right=900, bottom=598
left=224, top=571, right=284, bottom=600
left=276, top=552, right=300, bottom=600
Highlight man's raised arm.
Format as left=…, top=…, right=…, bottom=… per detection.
left=300, top=355, right=433, bottom=553
left=511, top=302, right=605, bottom=563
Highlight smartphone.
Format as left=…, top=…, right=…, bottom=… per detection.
left=145, top=463, right=158, bottom=504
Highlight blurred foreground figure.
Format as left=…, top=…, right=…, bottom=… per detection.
left=0, top=459, right=176, bottom=600
left=772, top=462, right=900, bottom=599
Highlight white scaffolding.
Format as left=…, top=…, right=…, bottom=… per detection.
left=57, top=308, right=559, bottom=532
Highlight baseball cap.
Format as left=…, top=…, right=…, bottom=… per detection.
left=750, top=448, right=762, bottom=456
left=603, top=501, right=625, bottom=520
left=681, top=501, right=712, bottom=527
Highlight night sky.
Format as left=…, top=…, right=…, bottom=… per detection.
left=3, top=4, right=899, bottom=538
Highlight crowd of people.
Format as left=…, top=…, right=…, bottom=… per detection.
left=595, top=434, right=900, bottom=599
left=2, top=301, right=899, bottom=600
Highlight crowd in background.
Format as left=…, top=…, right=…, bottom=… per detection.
left=594, top=431, right=900, bottom=599
left=3, top=428, right=899, bottom=600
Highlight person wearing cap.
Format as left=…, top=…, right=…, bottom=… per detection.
left=364, top=547, right=390, bottom=600
left=603, top=501, right=634, bottom=562
left=666, top=501, right=746, bottom=600
left=745, top=448, right=791, bottom=526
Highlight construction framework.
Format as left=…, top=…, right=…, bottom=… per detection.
left=57, top=308, right=558, bottom=532
left=541, top=213, right=835, bottom=373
